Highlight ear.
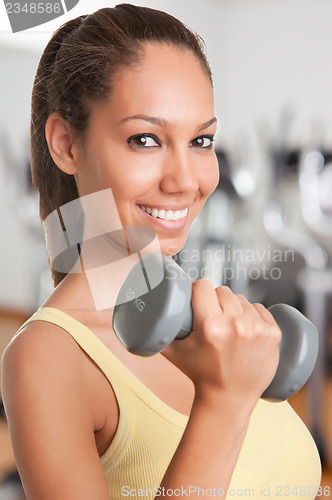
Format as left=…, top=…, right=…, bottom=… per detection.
left=45, top=112, right=79, bottom=175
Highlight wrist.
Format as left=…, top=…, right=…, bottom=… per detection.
left=192, top=386, right=258, bottom=422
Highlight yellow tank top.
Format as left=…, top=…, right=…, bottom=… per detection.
left=19, top=307, right=321, bottom=499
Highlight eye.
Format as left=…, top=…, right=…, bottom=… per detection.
left=127, top=133, right=161, bottom=149
left=191, top=135, right=214, bottom=149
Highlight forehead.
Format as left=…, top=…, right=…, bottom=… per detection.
left=100, top=42, right=214, bottom=127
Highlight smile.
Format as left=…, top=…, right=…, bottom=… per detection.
left=138, top=205, right=188, bottom=221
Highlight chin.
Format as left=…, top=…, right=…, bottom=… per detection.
left=159, top=235, right=188, bottom=257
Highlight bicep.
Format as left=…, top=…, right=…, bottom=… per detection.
left=1, top=326, right=111, bottom=500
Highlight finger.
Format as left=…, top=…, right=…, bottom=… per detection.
left=253, top=303, right=277, bottom=324
left=215, top=286, right=243, bottom=316
left=236, top=294, right=262, bottom=320
left=191, top=279, right=221, bottom=322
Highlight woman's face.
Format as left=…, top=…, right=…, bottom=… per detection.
left=74, top=42, right=219, bottom=256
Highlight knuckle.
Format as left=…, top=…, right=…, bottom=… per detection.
left=252, top=320, right=264, bottom=335
left=201, top=315, right=220, bottom=342
left=233, top=317, right=247, bottom=339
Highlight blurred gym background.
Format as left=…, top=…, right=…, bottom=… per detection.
left=0, top=0, right=332, bottom=497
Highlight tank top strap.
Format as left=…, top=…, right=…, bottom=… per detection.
left=17, top=307, right=187, bottom=425
left=17, top=307, right=131, bottom=392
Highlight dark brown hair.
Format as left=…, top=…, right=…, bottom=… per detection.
left=30, top=3, right=212, bottom=285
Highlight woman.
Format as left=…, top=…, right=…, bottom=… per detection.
left=1, top=4, right=321, bottom=499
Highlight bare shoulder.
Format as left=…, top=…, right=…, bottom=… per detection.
left=1, top=320, right=112, bottom=499
left=3, top=317, right=82, bottom=359
left=1, top=319, right=94, bottom=435
left=2, top=319, right=86, bottom=397
left=1, top=317, right=116, bottom=428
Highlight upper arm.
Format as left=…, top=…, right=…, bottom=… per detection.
left=1, top=323, right=111, bottom=500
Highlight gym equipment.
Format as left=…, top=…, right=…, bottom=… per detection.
left=113, top=253, right=318, bottom=402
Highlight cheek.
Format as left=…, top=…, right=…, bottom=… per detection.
left=98, top=156, right=160, bottom=206
left=112, top=157, right=161, bottom=194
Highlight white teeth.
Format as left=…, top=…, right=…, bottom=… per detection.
left=165, top=210, right=174, bottom=220
left=139, top=205, right=188, bottom=221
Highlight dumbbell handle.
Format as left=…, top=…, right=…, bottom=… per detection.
left=113, top=253, right=318, bottom=402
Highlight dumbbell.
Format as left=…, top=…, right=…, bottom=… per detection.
left=113, top=252, right=318, bottom=402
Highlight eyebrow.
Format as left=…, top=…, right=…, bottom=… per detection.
left=118, top=114, right=217, bottom=132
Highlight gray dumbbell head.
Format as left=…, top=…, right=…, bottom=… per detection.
left=262, top=304, right=318, bottom=402
left=113, top=253, right=192, bottom=356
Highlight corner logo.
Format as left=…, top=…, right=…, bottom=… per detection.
left=4, top=0, right=80, bottom=33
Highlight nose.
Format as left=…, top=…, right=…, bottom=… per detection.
left=159, top=147, right=199, bottom=194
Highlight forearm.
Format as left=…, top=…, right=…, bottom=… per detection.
left=159, top=391, right=254, bottom=499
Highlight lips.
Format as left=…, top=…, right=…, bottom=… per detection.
left=135, top=203, right=189, bottom=232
